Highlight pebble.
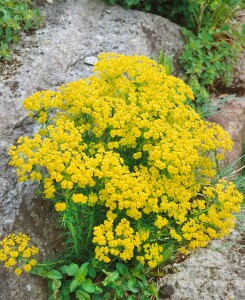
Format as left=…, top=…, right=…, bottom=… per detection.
left=26, top=284, right=32, bottom=292
left=84, top=56, right=98, bottom=66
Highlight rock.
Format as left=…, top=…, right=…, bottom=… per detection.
left=209, top=96, right=245, bottom=166
left=26, top=284, right=32, bottom=292
left=159, top=284, right=175, bottom=299
left=158, top=221, right=245, bottom=300
left=234, top=49, right=245, bottom=96
left=84, top=56, right=98, bottom=66
left=0, top=0, right=184, bottom=298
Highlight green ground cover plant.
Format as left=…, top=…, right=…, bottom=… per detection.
left=180, top=0, right=244, bottom=116
left=0, top=0, right=40, bottom=59
left=1, top=53, right=243, bottom=299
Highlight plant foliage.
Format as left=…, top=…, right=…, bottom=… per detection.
left=0, top=0, right=40, bottom=59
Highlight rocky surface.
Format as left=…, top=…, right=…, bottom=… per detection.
left=0, top=0, right=185, bottom=298
left=158, top=218, right=245, bottom=300
left=210, top=96, right=245, bottom=166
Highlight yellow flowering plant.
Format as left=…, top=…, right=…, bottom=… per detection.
left=6, top=53, right=243, bottom=298
left=0, top=233, right=38, bottom=276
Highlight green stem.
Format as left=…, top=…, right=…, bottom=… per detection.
left=86, top=207, right=95, bottom=247
left=214, top=150, right=221, bottom=177
left=68, top=220, right=79, bottom=258
left=37, top=260, right=66, bottom=266
left=63, top=189, right=79, bottom=258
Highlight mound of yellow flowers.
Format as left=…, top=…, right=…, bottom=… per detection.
left=8, top=53, right=242, bottom=268
left=0, top=233, right=38, bottom=275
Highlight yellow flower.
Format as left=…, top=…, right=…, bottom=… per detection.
left=29, top=259, right=37, bottom=266
left=22, top=248, right=31, bottom=258
left=5, top=257, right=16, bottom=267
left=23, top=264, right=32, bottom=272
left=133, top=152, right=142, bottom=159
left=55, top=202, right=67, bottom=212
left=9, top=251, right=19, bottom=258
left=154, top=216, right=168, bottom=229
left=72, top=194, right=88, bottom=204
left=14, top=268, right=23, bottom=276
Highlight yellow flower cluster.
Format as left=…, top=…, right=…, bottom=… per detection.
left=93, top=216, right=142, bottom=263
left=0, top=233, right=38, bottom=276
left=137, top=243, right=164, bottom=268
left=182, top=181, right=243, bottom=249
left=8, top=53, right=242, bottom=268
left=55, top=202, right=67, bottom=212
left=72, top=194, right=88, bottom=204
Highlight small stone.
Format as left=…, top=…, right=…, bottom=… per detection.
left=84, top=56, right=98, bottom=66
left=26, top=284, right=32, bottom=292
left=159, top=284, right=175, bottom=299
left=47, top=0, right=54, bottom=3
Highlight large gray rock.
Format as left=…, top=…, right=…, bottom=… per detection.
left=0, top=0, right=184, bottom=298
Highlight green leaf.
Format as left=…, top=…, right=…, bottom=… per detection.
left=52, top=279, right=61, bottom=291
left=127, top=277, right=139, bottom=293
left=78, top=262, right=89, bottom=277
left=144, top=3, right=151, bottom=11
left=134, top=263, right=144, bottom=273
left=76, top=290, right=91, bottom=300
left=59, top=286, right=71, bottom=300
left=5, top=27, right=12, bottom=42
left=127, top=295, right=136, bottom=300
left=88, top=265, right=96, bottom=279
left=91, top=295, right=104, bottom=300
left=30, top=266, right=48, bottom=277
left=70, top=279, right=81, bottom=293
left=126, top=0, right=139, bottom=6
left=143, top=289, right=152, bottom=296
left=110, top=271, right=120, bottom=281
left=116, top=262, right=129, bottom=276
left=94, top=286, right=103, bottom=294
left=82, top=279, right=96, bottom=293
left=156, top=5, right=164, bottom=13
left=47, top=270, right=62, bottom=280
left=102, top=293, right=111, bottom=300
left=132, top=271, right=145, bottom=281
left=149, top=282, right=159, bottom=299
left=102, top=271, right=120, bottom=286
left=115, top=287, right=124, bottom=298
left=162, top=246, right=174, bottom=263
left=60, top=263, right=79, bottom=276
